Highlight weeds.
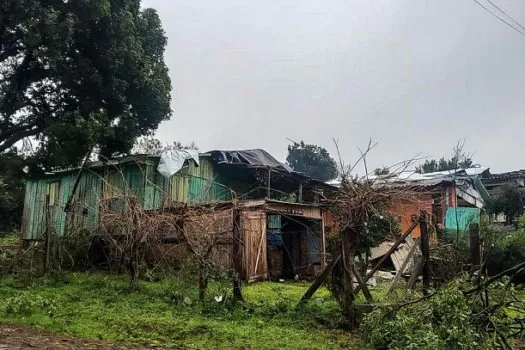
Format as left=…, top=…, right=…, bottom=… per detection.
left=0, top=273, right=359, bottom=349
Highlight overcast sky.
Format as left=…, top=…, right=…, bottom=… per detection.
left=142, top=0, right=525, bottom=174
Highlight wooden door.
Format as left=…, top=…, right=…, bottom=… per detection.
left=242, top=212, right=267, bottom=281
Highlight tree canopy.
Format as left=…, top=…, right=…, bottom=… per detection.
left=486, top=183, right=524, bottom=223
left=0, top=0, right=172, bottom=168
left=416, top=143, right=475, bottom=174
left=131, top=136, right=197, bottom=155
left=286, top=141, right=338, bottom=182
left=0, top=150, right=26, bottom=234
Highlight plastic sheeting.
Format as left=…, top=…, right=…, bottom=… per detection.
left=445, top=207, right=480, bottom=231
left=267, top=228, right=284, bottom=247
left=157, top=149, right=200, bottom=178
left=207, top=149, right=294, bottom=173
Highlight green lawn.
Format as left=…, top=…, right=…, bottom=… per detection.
left=0, top=273, right=364, bottom=349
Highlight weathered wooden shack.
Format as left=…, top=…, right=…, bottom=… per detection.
left=21, top=149, right=336, bottom=281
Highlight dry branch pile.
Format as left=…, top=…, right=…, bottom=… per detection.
left=98, top=190, right=235, bottom=295
left=325, top=141, right=420, bottom=322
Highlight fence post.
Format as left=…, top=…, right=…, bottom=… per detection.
left=469, top=223, right=481, bottom=267
left=420, top=211, right=430, bottom=295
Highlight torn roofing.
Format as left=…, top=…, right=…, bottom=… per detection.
left=203, top=149, right=294, bottom=173
left=42, top=148, right=310, bottom=180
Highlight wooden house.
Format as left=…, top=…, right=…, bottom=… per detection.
left=21, top=149, right=336, bottom=281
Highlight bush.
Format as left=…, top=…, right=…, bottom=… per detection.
left=486, top=229, right=525, bottom=284
left=431, top=235, right=470, bottom=283
left=4, top=292, right=59, bottom=316
left=361, top=278, right=520, bottom=349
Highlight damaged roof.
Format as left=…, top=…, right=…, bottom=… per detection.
left=202, top=149, right=294, bottom=173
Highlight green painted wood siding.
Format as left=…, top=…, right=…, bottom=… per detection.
left=22, top=171, right=102, bottom=240
left=21, top=157, right=233, bottom=240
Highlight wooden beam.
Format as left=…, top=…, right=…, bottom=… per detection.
left=44, top=195, right=51, bottom=274
left=469, top=223, right=481, bottom=266
left=266, top=168, right=271, bottom=199
left=64, top=147, right=93, bottom=213
left=321, top=213, right=327, bottom=269
left=232, top=210, right=244, bottom=301
left=296, top=254, right=341, bottom=309
left=420, top=211, right=430, bottom=295
left=353, top=220, right=418, bottom=295
left=386, top=237, right=420, bottom=295
left=352, top=264, right=373, bottom=303
left=406, top=256, right=425, bottom=290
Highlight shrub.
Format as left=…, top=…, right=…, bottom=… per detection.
left=361, top=278, right=520, bottom=349
left=4, top=292, right=59, bottom=316
left=486, top=229, right=525, bottom=284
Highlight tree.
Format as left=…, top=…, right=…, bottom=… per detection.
left=286, top=141, right=338, bottom=182
left=131, top=136, right=197, bottom=155
left=416, top=142, right=475, bottom=174
left=486, top=183, right=524, bottom=224
left=0, top=151, right=26, bottom=234
left=0, top=0, right=172, bottom=168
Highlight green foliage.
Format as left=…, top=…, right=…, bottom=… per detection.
left=0, top=273, right=360, bottom=349
left=0, top=0, right=172, bottom=167
left=0, top=152, right=26, bottom=234
left=286, top=141, right=338, bottom=182
left=486, top=183, right=524, bottom=222
left=362, top=279, right=520, bottom=349
left=131, top=136, right=198, bottom=155
left=4, top=293, right=59, bottom=317
left=358, top=213, right=400, bottom=257
left=486, top=228, right=525, bottom=283
left=416, top=143, right=475, bottom=174
left=431, top=233, right=470, bottom=282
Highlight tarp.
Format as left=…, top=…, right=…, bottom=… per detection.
left=157, top=149, right=200, bottom=178
left=267, top=228, right=284, bottom=247
left=445, top=207, right=480, bottom=231
left=207, top=149, right=294, bottom=173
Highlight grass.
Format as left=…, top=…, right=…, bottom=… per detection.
left=0, top=272, right=370, bottom=349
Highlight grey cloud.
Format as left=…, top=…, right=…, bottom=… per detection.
left=143, top=0, right=525, bottom=173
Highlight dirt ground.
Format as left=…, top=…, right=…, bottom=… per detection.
left=0, top=324, right=165, bottom=350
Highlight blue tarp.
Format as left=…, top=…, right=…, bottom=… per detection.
left=267, top=228, right=284, bottom=246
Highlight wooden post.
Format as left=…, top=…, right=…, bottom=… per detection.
left=64, top=147, right=93, bottom=213
left=321, top=213, right=327, bottom=270
left=341, top=228, right=358, bottom=320
left=298, top=182, right=303, bottom=203
left=266, top=168, right=271, bottom=199
left=469, top=223, right=481, bottom=267
left=352, top=264, right=373, bottom=303
left=296, top=254, right=341, bottom=309
left=420, top=211, right=430, bottom=295
left=232, top=210, right=244, bottom=301
left=44, top=195, right=52, bottom=273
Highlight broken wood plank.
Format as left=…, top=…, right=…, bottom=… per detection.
left=352, top=264, right=373, bottom=303
left=353, top=220, right=418, bottom=295
left=296, top=254, right=341, bottom=309
left=406, top=256, right=425, bottom=290
left=386, top=237, right=420, bottom=295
